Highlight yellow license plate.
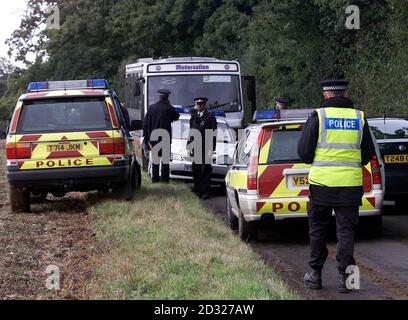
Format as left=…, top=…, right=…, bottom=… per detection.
left=292, top=175, right=309, bottom=187
left=384, top=154, right=408, bottom=164
left=47, top=143, right=83, bottom=153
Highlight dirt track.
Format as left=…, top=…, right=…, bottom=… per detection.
left=204, top=190, right=408, bottom=300
left=0, top=144, right=94, bottom=299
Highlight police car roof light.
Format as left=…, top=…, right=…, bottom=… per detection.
left=253, top=110, right=280, bottom=122
left=279, top=109, right=314, bottom=120
left=253, top=109, right=314, bottom=122
left=28, top=79, right=109, bottom=92
left=28, top=82, right=49, bottom=92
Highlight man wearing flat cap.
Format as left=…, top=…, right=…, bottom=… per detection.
left=298, top=79, right=376, bottom=293
left=275, top=98, right=290, bottom=111
left=187, top=97, right=217, bottom=200
left=143, top=89, right=180, bottom=183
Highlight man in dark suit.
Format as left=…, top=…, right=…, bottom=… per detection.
left=187, top=97, right=218, bottom=200
left=143, top=89, right=180, bottom=183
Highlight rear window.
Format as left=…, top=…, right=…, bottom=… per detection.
left=18, top=97, right=112, bottom=133
left=266, top=130, right=302, bottom=163
left=369, top=119, right=408, bottom=140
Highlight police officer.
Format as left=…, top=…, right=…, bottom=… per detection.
left=187, top=97, right=217, bottom=200
left=275, top=98, right=290, bottom=111
left=298, top=79, right=375, bottom=293
left=143, top=89, right=180, bottom=183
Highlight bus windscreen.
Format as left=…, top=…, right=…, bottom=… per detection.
left=148, top=75, right=242, bottom=112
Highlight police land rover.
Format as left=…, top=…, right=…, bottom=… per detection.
left=6, top=79, right=143, bottom=213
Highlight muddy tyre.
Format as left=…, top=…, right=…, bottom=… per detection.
left=31, top=192, right=48, bottom=204
left=113, top=166, right=138, bottom=201
left=133, top=165, right=142, bottom=191
left=226, top=195, right=238, bottom=230
left=238, top=208, right=257, bottom=242
left=10, top=186, right=31, bottom=213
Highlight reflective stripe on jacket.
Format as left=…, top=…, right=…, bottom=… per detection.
left=308, top=107, right=365, bottom=187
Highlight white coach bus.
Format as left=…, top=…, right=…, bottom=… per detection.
left=124, top=57, right=255, bottom=129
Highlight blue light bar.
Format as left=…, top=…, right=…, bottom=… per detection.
left=210, top=110, right=226, bottom=117
left=27, top=79, right=109, bottom=92
left=253, top=110, right=280, bottom=122
left=87, top=79, right=109, bottom=89
left=28, top=82, right=49, bottom=91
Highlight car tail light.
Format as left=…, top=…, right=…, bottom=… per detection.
left=6, top=143, right=31, bottom=160
left=99, top=138, right=126, bottom=155
left=370, top=155, right=382, bottom=189
left=247, top=131, right=263, bottom=190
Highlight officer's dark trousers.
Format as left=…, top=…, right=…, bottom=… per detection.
left=192, top=164, right=212, bottom=195
left=308, top=199, right=359, bottom=273
left=152, top=163, right=170, bottom=183
left=151, top=148, right=170, bottom=183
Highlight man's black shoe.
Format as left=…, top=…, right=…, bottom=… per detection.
left=338, top=272, right=352, bottom=293
left=304, top=271, right=322, bottom=290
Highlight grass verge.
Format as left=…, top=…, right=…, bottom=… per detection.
left=87, top=175, right=300, bottom=300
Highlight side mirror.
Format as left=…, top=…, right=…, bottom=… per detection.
left=130, top=120, right=143, bottom=131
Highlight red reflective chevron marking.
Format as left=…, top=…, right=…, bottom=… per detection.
left=107, top=102, right=119, bottom=128
left=258, top=164, right=294, bottom=198
left=257, top=202, right=266, bottom=212
left=261, top=128, right=272, bottom=148
left=299, top=189, right=309, bottom=197
left=19, top=135, right=42, bottom=142
left=366, top=197, right=376, bottom=208
left=86, top=132, right=110, bottom=139
left=47, top=151, right=82, bottom=159
left=10, top=108, right=22, bottom=133
left=362, top=166, right=372, bottom=193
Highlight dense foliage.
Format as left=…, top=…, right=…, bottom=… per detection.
left=0, top=0, right=407, bottom=134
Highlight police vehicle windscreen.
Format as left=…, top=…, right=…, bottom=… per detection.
left=266, top=130, right=303, bottom=163
left=369, top=119, right=408, bottom=140
left=18, top=97, right=112, bottom=133
left=148, top=75, right=242, bottom=112
left=172, top=120, right=234, bottom=143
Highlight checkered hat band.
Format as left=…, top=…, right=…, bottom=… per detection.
left=323, top=85, right=347, bottom=91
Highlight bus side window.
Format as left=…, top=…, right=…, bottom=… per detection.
left=125, top=75, right=144, bottom=120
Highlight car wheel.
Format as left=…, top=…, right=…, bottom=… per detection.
left=10, top=186, right=31, bottom=213
left=238, top=208, right=257, bottom=242
left=113, top=172, right=135, bottom=202
left=226, top=194, right=238, bottom=230
left=31, top=192, right=48, bottom=204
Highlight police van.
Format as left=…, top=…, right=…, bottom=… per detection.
left=6, top=79, right=143, bottom=213
left=225, top=109, right=385, bottom=241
